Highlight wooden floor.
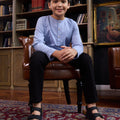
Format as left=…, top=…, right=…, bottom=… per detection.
left=0, top=89, right=120, bottom=108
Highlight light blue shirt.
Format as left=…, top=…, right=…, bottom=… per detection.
left=33, top=15, right=83, bottom=61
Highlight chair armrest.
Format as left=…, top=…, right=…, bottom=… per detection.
left=19, top=36, right=34, bottom=80
left=19, top=36, right=34, bottom=65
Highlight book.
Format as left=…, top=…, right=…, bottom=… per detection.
left=0, top=5, right=9, bottom=16
left=8, top=37, right=12, bottom=47
left=80, top=14, right=85, bottom=23
left=2, top=38, right=8, bottom=47
left=2, top=37, right=12, bottom=47
left=32, top=0, right=45, bottom=11
left=16, top=19, right=28, bottom=30
left=0, top=5, right=4, bottom=16
left=4, top=21, right=12, bottom=31
left=77, top=14, right=83, bottom=24
left=82, top=13, right=87, bottom=23
left=32, top=0, right=38, bottom=11
left=37, top=0, right=45, bottom=10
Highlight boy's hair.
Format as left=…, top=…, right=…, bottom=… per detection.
left=48, top=0, right=70, bottom=3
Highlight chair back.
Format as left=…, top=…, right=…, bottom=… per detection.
left=108, top=47, right=120, bottom=89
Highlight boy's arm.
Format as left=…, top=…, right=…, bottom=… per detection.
left=71, top=22, right=84, bottom=58
left=33, top=17, right=56, bottom=60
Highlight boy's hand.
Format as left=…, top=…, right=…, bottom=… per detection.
left=52, top=46, right=77, bottom=63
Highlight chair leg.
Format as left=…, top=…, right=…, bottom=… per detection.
left=63, top=80, right=71, bottom=104
left=77, top=79, right=83, bottom=113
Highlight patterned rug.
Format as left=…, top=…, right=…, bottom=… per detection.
left=0, top=99, right=120, bottom=120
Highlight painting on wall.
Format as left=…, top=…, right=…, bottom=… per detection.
left=94, top=1, right=120, bottom=45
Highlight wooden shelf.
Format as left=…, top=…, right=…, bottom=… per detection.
left=16, top=4, right=87, bottom=18
left=16, top=28, right=35, bottom=32
left=83, top=42, right=94, bottom=45
left=16, top=9, right=52, bottom=18
left=94, top=42, right=120, bottom=46
left=78, top=23, right=87, bottom=28
left=0, top=30, right=12, bottom=34
left=0, top=14, right=12, bottom=20
left=0, top=0, right=12, bottom=5
left=0, top=46, right=23, bottom=50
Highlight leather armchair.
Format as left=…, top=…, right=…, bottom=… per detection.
left=108, top=47, right=120, bottom=89
left=19, top=36, right=82, bottom=112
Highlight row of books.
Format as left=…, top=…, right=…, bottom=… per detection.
left=16, top=19, right=29, bottom=30
left=0, top=14, right=87, bottom=32
left=0, top=5, right=12, bottom=16
left=77, top=13, right=87, bottom=24
left=31, top=0, right=86, bottom=12
left=32, top=0, right=45, bottom=11
left=2, top=37, right=12, bottom=47
left=0, top=19, right=29, bottom=31
left=0, top=21, right=12, bottom=31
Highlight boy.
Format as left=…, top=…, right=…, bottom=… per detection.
left=28, top=0, right=104, bottom=120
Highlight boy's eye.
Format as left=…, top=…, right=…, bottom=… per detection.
left=62, top=0, right=66, bottom=3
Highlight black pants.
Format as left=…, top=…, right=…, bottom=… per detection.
left=29, top=51, right=98, bottom=104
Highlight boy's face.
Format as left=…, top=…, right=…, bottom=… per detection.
left=48, top=0, right=70, bottom=20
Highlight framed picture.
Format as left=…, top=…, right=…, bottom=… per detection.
left=94, top=2, right=120, bottom=45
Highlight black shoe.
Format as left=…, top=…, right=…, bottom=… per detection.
left=28, top=106, right=42, bottom=120
left=86, top=106, right=104, bottom=120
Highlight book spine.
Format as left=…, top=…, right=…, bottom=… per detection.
left=80, top=14, right=85, bottom=23
left=3, top=38, right=8, bottom=47
left=32, top=0, right=45, bottom=11
left=32, top=0, right=38, bottom=11
left=37, top=0, right=43, bottom=11
left=42, top=0, right=45, bottom=10
left=4, top=21, right=12, bottom=31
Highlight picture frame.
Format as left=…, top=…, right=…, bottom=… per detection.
left=94, top=1, right=120, bottom=45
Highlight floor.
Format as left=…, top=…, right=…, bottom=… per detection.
left=0, top=89, right=120, bottom=108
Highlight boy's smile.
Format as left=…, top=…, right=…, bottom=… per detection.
left=48, top=0, right=70, bottom=20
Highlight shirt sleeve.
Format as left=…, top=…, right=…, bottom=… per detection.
left=33, top=17, right=56, bottom=60
left=71, top=21, right=84, bottom=58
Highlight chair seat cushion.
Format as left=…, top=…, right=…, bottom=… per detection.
left=23, top=61, right=74, bottom=70
left=46, top=61, right=74, bottom=69
left=23, top=61, right=80, bottom=80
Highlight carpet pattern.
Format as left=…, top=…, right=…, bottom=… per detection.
left=0, top=99, right=120, bottom=120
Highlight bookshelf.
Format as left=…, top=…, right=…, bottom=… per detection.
left=15, top=3, right=88, bottom=44
left=0, top=0, right=94, bottom=90
left=0, top=0, right=12, bottom=47
left=0, top=0, right=91, bottom=47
